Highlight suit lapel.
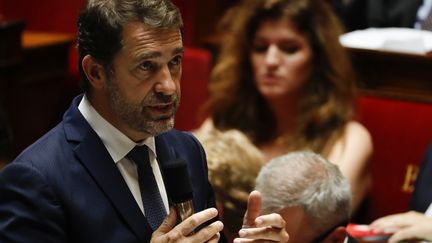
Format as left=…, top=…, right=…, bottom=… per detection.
left=64, top=96, right=152, bottom=242
left=75, top=131, right=152, bottom=242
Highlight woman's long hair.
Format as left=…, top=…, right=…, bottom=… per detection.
left=206, top=0, right=357, bottom=156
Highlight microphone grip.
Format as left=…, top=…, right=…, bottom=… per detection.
left=175, top=200, right=194, bottom=222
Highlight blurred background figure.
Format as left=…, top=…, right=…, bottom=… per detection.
left=195, top=129, right=263, bottom=242
left=196, top=0, right=372, bottom=213
left=368, top=143, right=432, bottom=243
left=331, top=0, right=432, bottom=31
left=255, top=151, right=351, bottom=243
left=0, top=105, right=12, bottom=170
left=370, top=211, right=432, bottom=243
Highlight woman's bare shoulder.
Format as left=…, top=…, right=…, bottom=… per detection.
left=328, top=121, right=373, bottom=167
left=193, top=118, right=215, bottom=134
left=345, top=121, right=373, bottom=151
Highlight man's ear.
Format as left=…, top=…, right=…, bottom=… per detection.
left=82, top=55, right=107, bottom=90
left=324, top=226, right=347, bottom=243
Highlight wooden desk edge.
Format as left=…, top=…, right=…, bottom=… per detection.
left=22, top=31, right=75, bottom=49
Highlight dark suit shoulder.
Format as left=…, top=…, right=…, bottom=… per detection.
left=11, top=122, right=73, bottom=169
left=159, top=129, right=202, bottom=148
left=410, top=143, right=432, bottom=212
left=0, top=146, right=67, bottom=241
left=158, top=129, right=206, bottom=160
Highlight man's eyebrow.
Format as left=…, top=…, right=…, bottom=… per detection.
left=135, top=51, right=161, bottom=60
left=134, top=47, right=184, bottom=61
left=173, top=47, right=185, bottom=55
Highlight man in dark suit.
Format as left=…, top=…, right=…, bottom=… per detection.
left=0, top=0, right=288, bottom=242
left=369, top=143, right=432, bottom=242
left=411, top=143, right=432, bottom=213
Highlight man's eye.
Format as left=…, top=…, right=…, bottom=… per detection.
left=139, top=61, right=155, bottom=71
left=170, top=55, right=182, bottom=66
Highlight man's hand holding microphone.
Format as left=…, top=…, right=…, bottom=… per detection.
left=151, top=159, right=288, bottom=242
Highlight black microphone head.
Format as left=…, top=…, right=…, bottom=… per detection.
left=163, top=158, right=193, bottom=204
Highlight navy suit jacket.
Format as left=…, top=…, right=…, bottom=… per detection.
left=0, top=95, right=219, bottom=242
left=410, top=143, right=432, bottom=213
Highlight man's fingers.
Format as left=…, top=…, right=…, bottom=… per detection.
left=206, top=233, right=220, bottom=243
left=153, top=207, right=177, bottom=237
left=190, top=220, right=224, bottom=242
left=243, top=190, right=262, bottom=228
left=205, top=231, right=222, bottom=243
left=151, top=208, right=222, bottom=242
left=240, top=191, right=289, bottom=242
left=233, top=238, right=254, bottom=243
left=178, top=208, right=219, bottom=236
left=238, top=226, right=289, bottom=242
left=238, top=212, right=288, bottom=243
left=255, top=213, right=286, bottom=229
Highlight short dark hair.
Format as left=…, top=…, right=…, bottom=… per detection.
left=77, top=0, right=183, bottom=93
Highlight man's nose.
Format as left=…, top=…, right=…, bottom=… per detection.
left=154, top=65, right=177, bottom=95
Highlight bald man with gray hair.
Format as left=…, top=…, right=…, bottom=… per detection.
left=255, top=151, right=351, bottom=243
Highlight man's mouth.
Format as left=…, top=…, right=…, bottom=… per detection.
left=146, top=103, right=174, bottom=116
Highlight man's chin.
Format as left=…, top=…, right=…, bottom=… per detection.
left=144, top=118, right=174, bottom=136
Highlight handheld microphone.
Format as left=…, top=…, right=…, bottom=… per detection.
left=163, top=158, right=194, bottom=222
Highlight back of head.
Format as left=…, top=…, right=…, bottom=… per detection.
left=195, top=129, right=263, bottom=234
left=256, top=151, right=351, bottom=236
left=77, top=0, right=183, bottom=93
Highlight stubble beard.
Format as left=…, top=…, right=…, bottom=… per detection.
left=106, top=79, right=179, bottom=137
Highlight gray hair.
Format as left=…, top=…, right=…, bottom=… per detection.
left=77, top=0, right=183, bottom=93
left=255, top=151, right=351, bottom=233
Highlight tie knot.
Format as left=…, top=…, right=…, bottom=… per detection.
left=128, top=145, right=150, bottom=169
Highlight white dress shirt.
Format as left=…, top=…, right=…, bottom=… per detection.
left=425, top=202, right=432, bottom=216
left=78, top=95, right=169, bottom=215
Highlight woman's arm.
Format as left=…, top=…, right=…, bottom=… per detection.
left=327, top=121, right=373, bottom=212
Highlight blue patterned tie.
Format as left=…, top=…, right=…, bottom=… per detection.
left=128, top=146, right=167, bottom=230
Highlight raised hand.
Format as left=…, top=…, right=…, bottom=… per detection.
left=234, top=190, right=289, bottom=243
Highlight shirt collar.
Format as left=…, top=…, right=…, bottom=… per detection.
left=78, top=95, right=156, bottom=163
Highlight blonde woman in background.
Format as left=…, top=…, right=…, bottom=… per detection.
left=195, top=129, right=263, bottom=242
